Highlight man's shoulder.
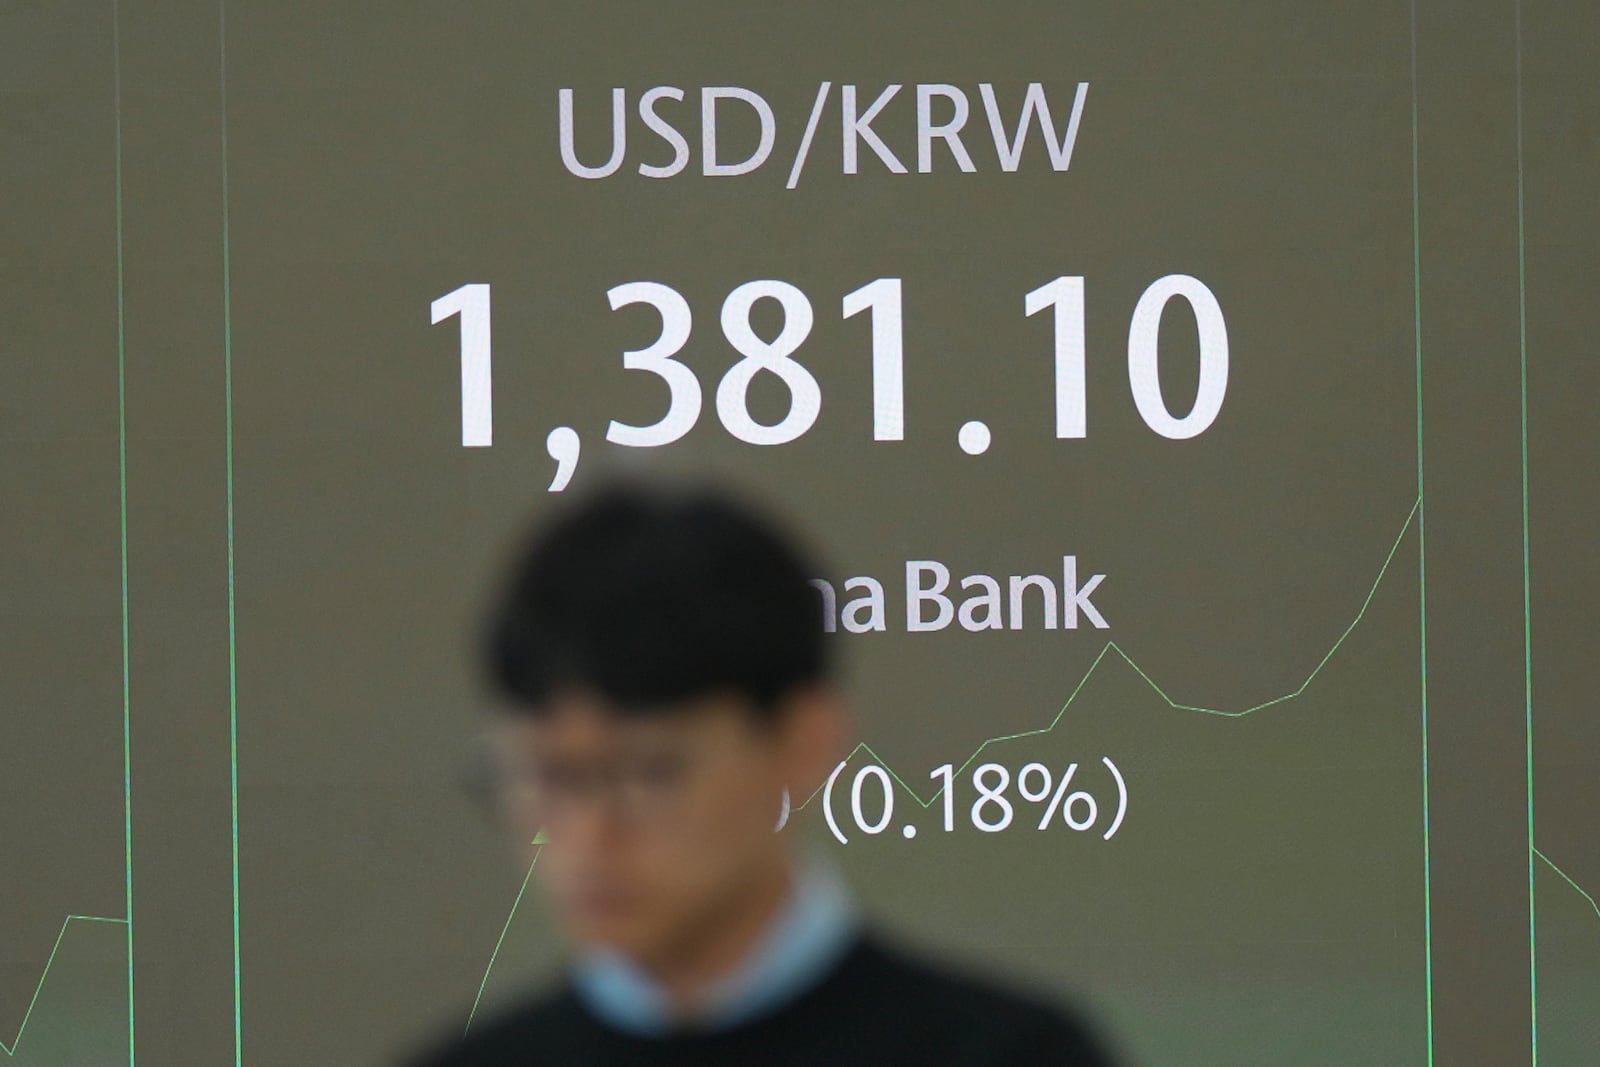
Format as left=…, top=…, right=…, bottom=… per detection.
left=835, top=929, right=1119, bottom=1064
left=398, top=930, right=1119, bottom=1067
left=842, top=927, right=1089, bottom=1020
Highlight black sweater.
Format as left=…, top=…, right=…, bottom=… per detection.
left=402, top=930, right=1118, bottom=1067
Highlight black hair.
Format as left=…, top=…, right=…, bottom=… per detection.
left=481, top=477, right=831, bottom=719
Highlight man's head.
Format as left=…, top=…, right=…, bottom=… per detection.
left=479, top=477, right=847, bottom=971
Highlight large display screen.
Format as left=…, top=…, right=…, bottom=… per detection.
left=2, top=3, right=1594, bottom=1065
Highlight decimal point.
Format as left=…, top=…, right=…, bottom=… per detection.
left=901, top=824, right=917, bottom=839
left=958, top=420, right=991, bottom=455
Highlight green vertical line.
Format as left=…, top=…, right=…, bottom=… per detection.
left=112, top=1, right=134, bottom=1063
left=1409, top=1, right=1434, bottom=1063
left=1513, top=1, right=1536, bottom=1061
left=219, top=3, right=242, bottom=1064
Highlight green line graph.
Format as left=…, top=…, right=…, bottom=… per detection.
left=464, top=851, right=543, bottom=1034
left=795, top=495, right=1422, bottom=812
left=2, top=5, right=138, bottom=1064
left=1534, top=849, right=1600, bottom=926
left=0, top=916, right=128, bottom=1058
left=1532, top=845, right=1600, bottom=1066
left=466, top=497, right=1424, bottom=1028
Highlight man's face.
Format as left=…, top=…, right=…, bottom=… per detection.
left=492, top=687, right=824, bottom=970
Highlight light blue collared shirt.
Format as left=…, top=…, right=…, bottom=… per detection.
left=569, top=852, right=860, bottom=1035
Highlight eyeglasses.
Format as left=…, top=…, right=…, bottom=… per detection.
left=459, top=735, right=701, bottom=828
left=507, top=751, right=697, bottom=824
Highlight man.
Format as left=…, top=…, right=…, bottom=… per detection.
left=405, top=476, right=1118, bottom=1066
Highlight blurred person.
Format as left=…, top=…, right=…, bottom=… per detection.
left=403, top=475, right=1117, bottom=1066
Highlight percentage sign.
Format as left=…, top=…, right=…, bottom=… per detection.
left=1017, top=761, right=1099, bottom=831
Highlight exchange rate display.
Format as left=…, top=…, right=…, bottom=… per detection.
left=2, top=3, right=1593, bottom=1065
